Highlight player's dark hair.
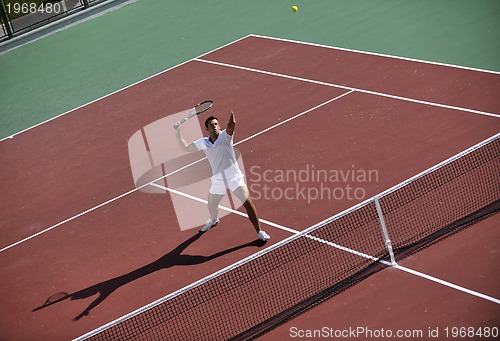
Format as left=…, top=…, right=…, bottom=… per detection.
left=204, top=116, right=218, bottom=128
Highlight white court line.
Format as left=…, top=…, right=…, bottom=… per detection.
left=235, top=90, right=354, bottom=144
left=194, top=58, right=500, bottom=118
left=395, top=265, right=500, bottom=304
left=149, top=182, right=498, bottom=305
left=250, top=34, right=500, bottom=75
left=0, top=187, right=141, bottom=253
left=0, top=94, right=351, bottom=253
left=151, top=182, right=390, bottom=265
left=148, top=182, right=297, bottom=234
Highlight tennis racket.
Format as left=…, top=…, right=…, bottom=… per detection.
left=173, top=100, right=214, bottom=128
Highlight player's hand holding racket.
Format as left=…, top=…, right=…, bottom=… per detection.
left=174, top=100, right=214, bottom=129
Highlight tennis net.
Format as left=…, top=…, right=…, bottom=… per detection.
left=75, top=133, right=499, bottom=341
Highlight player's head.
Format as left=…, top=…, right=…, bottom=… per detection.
left=205, top=116, right=220, bottom=135
left=205, top=116, right=218, bottom=128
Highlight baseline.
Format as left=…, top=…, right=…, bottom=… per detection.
left=198, top=35, right=500, bottom=115
left=194, top=58, right=499, bottom=118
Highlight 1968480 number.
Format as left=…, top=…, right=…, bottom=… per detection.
left=6, top=2, right=62, bottom=15
left=444, top=327, right=498, bottom=338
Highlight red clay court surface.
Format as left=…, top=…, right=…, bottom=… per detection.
left=0, top=35, right=499, bottom=340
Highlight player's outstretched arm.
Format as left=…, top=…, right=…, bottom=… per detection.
left=175, top=125, right=198, bottom=152
left=227, top=110, right=235, bottom=136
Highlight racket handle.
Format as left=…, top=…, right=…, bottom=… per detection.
left=173, top=118, right=187, bottom=129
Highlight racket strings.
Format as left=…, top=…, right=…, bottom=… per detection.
left=195, top=101, right=213, bottom=114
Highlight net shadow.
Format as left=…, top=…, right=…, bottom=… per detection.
left=393, top=200, right=499, bottom=262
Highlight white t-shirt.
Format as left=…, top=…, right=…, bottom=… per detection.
left=193, top=130, right=243, bottom=181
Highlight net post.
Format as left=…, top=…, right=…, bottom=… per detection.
left=374, top=196, right=397, bottom=266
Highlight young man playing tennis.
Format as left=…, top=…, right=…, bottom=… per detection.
left=175, top=111, right=270, bottom=241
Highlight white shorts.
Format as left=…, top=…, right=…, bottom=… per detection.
left=209, top=176, right=247, bottom=195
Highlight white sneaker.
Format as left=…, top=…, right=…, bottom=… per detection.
left=200, top=218, right=219, bottom=232
left=258, top=230, right=270, bottom=241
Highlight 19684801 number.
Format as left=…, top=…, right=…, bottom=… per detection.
left=6, top=2, right=63, bottom=15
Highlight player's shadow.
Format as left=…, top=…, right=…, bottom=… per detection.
left=33, top=231, right=265, bottom=321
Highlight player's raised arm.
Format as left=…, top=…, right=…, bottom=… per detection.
left=226, top=110, right=235, bottom=136
left=175, top=125, right=198, bottom=152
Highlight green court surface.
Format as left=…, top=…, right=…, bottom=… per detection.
left=0, top=0, right=499, bottom=139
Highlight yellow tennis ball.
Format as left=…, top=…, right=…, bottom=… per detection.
left=291, top=6, right=298, bottom=12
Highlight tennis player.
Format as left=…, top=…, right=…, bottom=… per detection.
left=175, top=111, right=270, bottom=241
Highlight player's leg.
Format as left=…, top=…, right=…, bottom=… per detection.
left=200, top=193, right=224, bottom=232
left=233, top=186, right=259, bottom=232
left=207, top=192, right=224, bottom=222
left=233, top=185, right=270, bottom=240
left=201, top=181, right=225, bottom=232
